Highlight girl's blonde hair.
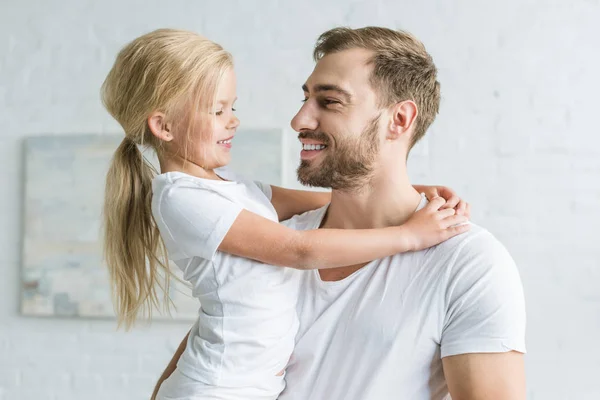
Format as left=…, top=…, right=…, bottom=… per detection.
left=101, top=28, right=233, bottom=329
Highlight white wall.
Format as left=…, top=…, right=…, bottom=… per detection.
left=1, top=0, right=599, bottom=399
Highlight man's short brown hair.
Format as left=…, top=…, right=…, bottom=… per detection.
left=314, top=27, right=441, bottom=149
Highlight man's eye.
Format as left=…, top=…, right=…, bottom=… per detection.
left=319, top=99, right=340, bottom=108
left=301, top=98, right=308, bottom=103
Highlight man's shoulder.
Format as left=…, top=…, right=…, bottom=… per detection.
left=383, top=223, right=514, bottom=277
left=281, top=205, right=328, bottom=230
left=434, top=223, right=500, bottom=254
left=425, top=223, right=517, bottom=275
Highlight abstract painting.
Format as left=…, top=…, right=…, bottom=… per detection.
left=21, top=130, right=283, bottom=319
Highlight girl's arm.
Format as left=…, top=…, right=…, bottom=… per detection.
left=270, top=185, right=470, bottom=222
left=219, top=196, right=470, bottom=270
left=270, top=185, right=330, bottom=221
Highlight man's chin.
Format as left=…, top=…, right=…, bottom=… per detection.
left=297, top=164, right=328, bottom=188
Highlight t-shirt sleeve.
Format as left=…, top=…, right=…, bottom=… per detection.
left=440, top=231, right=527, bottom=358
left=253, top=180, right=273, bottom=201
left=154, top=182, right=243, bottom=261
left=217, top=165, right=272, bottom=201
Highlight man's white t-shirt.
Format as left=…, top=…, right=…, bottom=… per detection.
left=152, top=168, right=300, bottom=395
left=279, top=204, right=526, bottom=400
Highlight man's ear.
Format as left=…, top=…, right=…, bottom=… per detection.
left=387, top=100, right=418, bottom=141
left=148, top=112, right=173, bottom=142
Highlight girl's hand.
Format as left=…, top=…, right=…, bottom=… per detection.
left=401, top=196, right=471, bottom=251
left=413, top=185, right=471, bottom=218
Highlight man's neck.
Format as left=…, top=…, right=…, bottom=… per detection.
left=317, top=169, right=422, bottom=282
left=321, top=170, right=422, bottom=230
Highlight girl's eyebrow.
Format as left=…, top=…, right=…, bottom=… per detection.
left=217, top=97, right=238, bottom=104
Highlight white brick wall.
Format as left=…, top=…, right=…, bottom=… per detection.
left=1, top=0, right=599, bottom=399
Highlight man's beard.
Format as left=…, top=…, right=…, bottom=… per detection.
left=297, top=116, right=380, bottom=191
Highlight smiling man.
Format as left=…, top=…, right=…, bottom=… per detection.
left=277, top=27, right=526, bottom=400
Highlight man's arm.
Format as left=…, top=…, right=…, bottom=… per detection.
left=439, top=230, right=527, bottom=400
left=151, top=330, right=189, bottom=400
left=443, top=351, right=526, bottom=400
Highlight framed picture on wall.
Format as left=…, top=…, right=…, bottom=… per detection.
left=20, top=130, right=283, bottom=319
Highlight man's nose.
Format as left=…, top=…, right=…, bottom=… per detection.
left=290, top=102, right=318, bottom=133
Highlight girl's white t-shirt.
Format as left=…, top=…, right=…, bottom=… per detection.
left=151, top=167, right=300, bottom=391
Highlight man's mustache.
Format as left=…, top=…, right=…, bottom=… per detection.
left=298, top=131, right=330, bottom=145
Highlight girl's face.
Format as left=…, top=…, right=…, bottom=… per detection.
left=204, top=67, right=239, bottom=168
left=166, top=67, right=240, bottom=171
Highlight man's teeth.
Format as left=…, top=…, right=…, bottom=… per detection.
left=302, top=144, right=326, bottom=151
left=217, top=139, right=232, bottom=144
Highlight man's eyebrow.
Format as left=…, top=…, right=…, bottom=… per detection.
left=302, top=84, right=352, bottom=102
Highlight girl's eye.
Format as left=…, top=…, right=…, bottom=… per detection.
left=215, top=111, right=223, bottom=116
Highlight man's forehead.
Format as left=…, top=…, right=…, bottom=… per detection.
left=305, top=48, right=374, bottom=94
